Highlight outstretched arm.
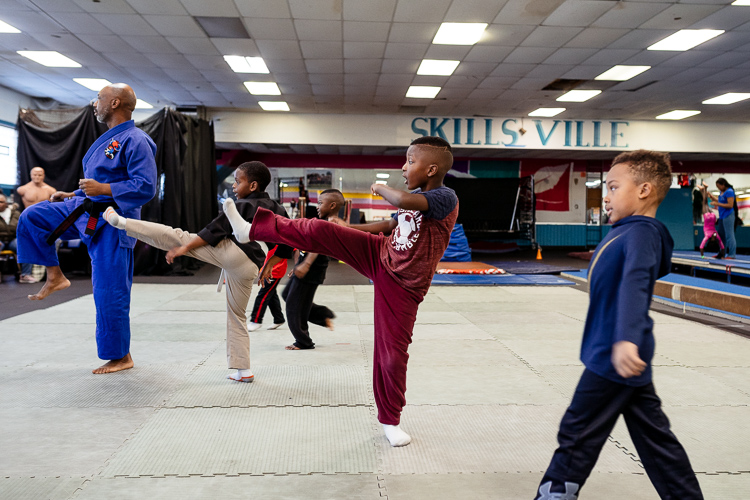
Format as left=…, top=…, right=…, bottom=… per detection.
left=165, top=235, right=208, bottom=264
left=371, top=183, right=429, bottom=211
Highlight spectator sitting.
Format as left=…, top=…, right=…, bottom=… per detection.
left=0, top=193, right=23, bottom=281
left=16, top=166, right=58, bottom=282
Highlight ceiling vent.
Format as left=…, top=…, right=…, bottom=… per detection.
left=194, top=17, right=250, bottom=39
left=542, top=79, right=586, bottom=91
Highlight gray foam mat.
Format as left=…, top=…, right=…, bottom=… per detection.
left=165, top=365, right=371, bottom=408
left=0, top=365, right=196, bottom=408
left=101, top=406, right=377, bottom=476
left=74, top=475, right=383, bottom=500
left=379, top=405, right=644, bottom=474
left=0, top=477, right=86, bottom=500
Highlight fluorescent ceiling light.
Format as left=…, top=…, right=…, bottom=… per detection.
left=647, top=30, right=724, bottom=51
left=375, top=180, right=388, bottom=185
left=655, top=110, right=700, bottom=120
left=406, top=86, right=440, bottom=98
left=595, top=65, right=651, bottom=81
left=528, top=108, right=565, bottom=117
left=0, top=19, right=21, bottom=33
left=432, top=23, right=487, bottom=45
left=224, top=55, right=270, bottom=74
left=244, top=82, right=281, bottom=95
left=702, top=93, right=750, bottom=105
left=18, top=50, right=81, bottom=67
left=258, top=101, right=289, bottom=111
left=376, top=173, right=390, bottom=179
left=73, top=78, right=112, bottom=91
left=417, top=59, right=460, bottom=76
left=732, top=0, right=750, bottom=5
left=135, top=99, right=154, bottom=109
left=557, top=90, right=601, bottom=102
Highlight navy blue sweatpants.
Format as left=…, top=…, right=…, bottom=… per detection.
left=536, top=369, right=703, bottom=500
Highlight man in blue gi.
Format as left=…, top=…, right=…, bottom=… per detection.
left=17, top=83, right=157, bottom=374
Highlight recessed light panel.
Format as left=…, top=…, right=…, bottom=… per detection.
left=18, top=50, right=81, bottom=67
left=595, top=65, right=650, bottom=81
left=405, top=86, right=440, bottom=98
left=136, top=99, right=154, bottom=109
left=73, top=78, right=112, bottom=91
left=647, top=30, right=724, bottom=51
left=259, top=101, right=289, bottom=111
left=0, top=19, right=20, bottom=33
left=702, top=93, right=750, bottom=105
left=224, top=55, right=270, bottom=74
left=244, top=82, right=281, bottom=95
left=417, top=59, right=460, bottom=76
left=655, top=110, right=700, bottom=120
left=432, top=23, right=487, bottom=45
left=557, top=90, right=602, bottom=102
left=528, top=108, right=566, bottom=117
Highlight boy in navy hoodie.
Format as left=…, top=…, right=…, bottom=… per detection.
left=535, top=151, right=703, bottom=500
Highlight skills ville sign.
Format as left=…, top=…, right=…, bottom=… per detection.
left=410, top=117, right=628, bottom=149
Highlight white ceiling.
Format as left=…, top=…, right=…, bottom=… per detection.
left=1, top=0, right=750, bottom=126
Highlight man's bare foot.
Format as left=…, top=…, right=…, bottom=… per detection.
left=28, top=274, right=70, bottom=301
left=92, top=353, right=134, bottom=374
left=285, top=345, right=301, bottom=350
left=325, top=318, right=334, bottom=331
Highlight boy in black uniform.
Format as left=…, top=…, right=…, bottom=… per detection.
left=105, top=161, right=293, bottom=382
left=535, top=150, right=703, bottom=500
left=282, top=189, right=344, bottom=350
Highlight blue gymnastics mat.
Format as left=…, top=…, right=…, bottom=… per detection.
left=672, top=250, right=750, bottom=270
left=430, top=274, right=575, bottom=286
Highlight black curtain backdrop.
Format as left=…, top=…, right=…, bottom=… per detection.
left=16, top=106, right=216, bottom=275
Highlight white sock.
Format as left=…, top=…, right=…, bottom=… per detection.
left=103, top=207, right=126, bottom=229
left=226, top=369, right=254, bottom=382
left=383, top=424, right=411, bottom=447
left=223, top=198, right=251, bottom=243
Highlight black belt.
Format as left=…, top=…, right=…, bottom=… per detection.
left=46, top=198, right=119, bottom=245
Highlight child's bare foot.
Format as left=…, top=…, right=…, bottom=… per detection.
left=28, top=272, right=70, bottom=301
left=92, top=353, right=134, bottom=374
left=325, top=318, right=334, bottom=331
left=285, top=344, right=301, bottom=350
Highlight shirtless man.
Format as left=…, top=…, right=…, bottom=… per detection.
left=18, top=167, right=57, bottom=208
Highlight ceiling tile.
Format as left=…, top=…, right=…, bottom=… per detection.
left=101, top=50, right=156, bottom=68
left=305, top=59, right=344, bottom=73
left=185, top=55, right=228, bottom=71
left=124, top=0, right=188, bottom=15
left=544, top=0, right=616, bottom=27
left=53, top=13, right=112, bottom=35
left=582, top=48, right=639, bottom=65
left=560, top=65, right=610, bottom=79
left=300, top=41, right=343, bottom=59
left=454, top=61, right=498, bottom=77
left=1, top=11, right=64, bottom=34
left=256, top=40, right=303, bottom=59
left=388, top=23, right=438, bottom=43
left=521, top=26, right=583, bottom=47
left=489, top=63, right=535, bottom=77
left=243, top=18, right=296, bottom=40
left=343, top=22, right=390, bottom=42
left=503, top=46, right=556, bottom=64
left=288, top=0, right=343, bottom=21
left=167, top=37, right=220, bottom=56
left=91, top=14, right=159, bottom=36
left=659, top=50, right=721, bottom=68
left=312, top=84, right=344, bottom=95
left=77, top=34, right=131, bottom=53
left=593, top=2, right=671, bottom=29
left=607, top=28, right=673, bottom=50
left=344, top=73, right=379, bottom=86
left=180, top=0, right=240, bottom=17
left=424, top=45, right=472, bottom=59
left=621, top=50, right=676, bottom=66
left=344, top=42, right=385, bottom=59
left=309, top=73, right=343, bottom=85
left=524, top=64, right=575, bottom=79
left=691, top=5, right=750, bottom=30
left=393, top=0, right=452, bottom=23
left=468, top=87, right=503, bottom=99
left=476, top=76, right=518, bottom=89
left=344, top=58, right=383, bottom=73
left=210, top=38, right=259, bottom=56
left=123, top=35, right=179, bottom=54
left=266, top=59, right=307, bottom=73
left=381, top=59, right=420, bottom=74
left=544, top=47, right=599, bottom=65
left=482, top=24, right=536, bottom=46
left=444, top=74, right=482, bottom=89
left=464, top=45, right=513, bottom=63
left=145, top=53, right=193, bottom=69
left=564, top=28, right=629, bottom=48
left=639, top=4, right=722, bottom=30
left=295, top=19, right=342, bottom=41
left=697, top=51, right=750, bottom=69
left=702, top=68, right=749, bottom=83
left=144, top=15, right=205, bottom=37
left=444, top=0, right=507, bottom=22
left=383, top=43, right=428, bottom=59
left=72, top=0, right=135, bottom=14
left=377, top=74, right=413, bottom=87
left=274, top=72, right=310, bottom=85
left=344, top=0, right=396, bottom=22
left=234, top=0, right=291, bottom=19
left=494, top=0, right=566, bottom=26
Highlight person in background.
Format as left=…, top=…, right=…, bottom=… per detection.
left=15, top=167, right=57, bottom=282
left=247, top=244, right=287, bottom=332
left=706, top=177, right=737, bottom=259
left=698, top=182, right=724, bottom=259
left=0, top=192, right=21, bottom=281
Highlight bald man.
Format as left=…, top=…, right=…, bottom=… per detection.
left=16, top=167, right=57, bottom=282
left=17, top=84, right=157, bottom=374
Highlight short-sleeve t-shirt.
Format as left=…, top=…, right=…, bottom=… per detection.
left=718, top=188, right=735, bottom=220
left=381, top=186, right=458, bottom=296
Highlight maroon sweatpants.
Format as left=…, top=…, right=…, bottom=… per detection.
left=250, top=208, right=423, bottom=425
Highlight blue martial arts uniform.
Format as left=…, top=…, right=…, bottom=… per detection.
left=17, top=120, right=157, bottom=360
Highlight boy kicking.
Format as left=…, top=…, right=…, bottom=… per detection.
left=104, top=161, right=293, bottom=383
left=224, top=136, right=458, bottom=447
left=282, top=189, right=344, bottom=350
left=535, top=150, right=703, bottom=499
